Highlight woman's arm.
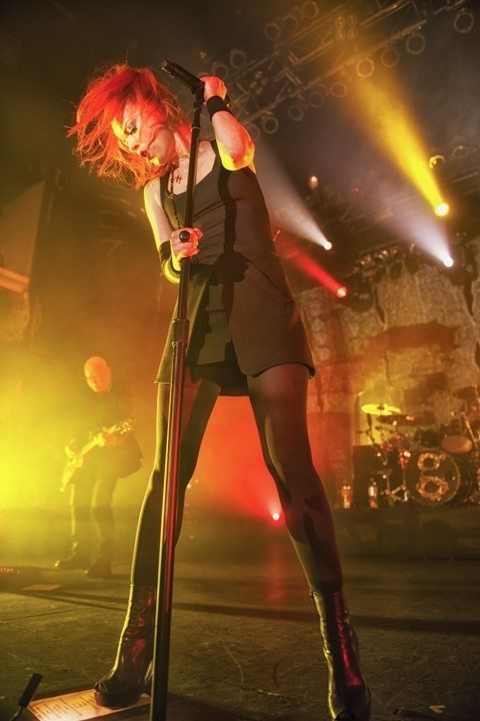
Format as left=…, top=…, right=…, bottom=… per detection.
left=143, top=181, right=201, bottom=283
left=202, top=76, right=255, bottom=171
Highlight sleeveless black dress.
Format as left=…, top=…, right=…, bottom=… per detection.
left=156, top=141, right=313, bottom=394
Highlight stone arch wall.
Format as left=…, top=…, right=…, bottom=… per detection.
left=297, top=238, right=480, bottom=499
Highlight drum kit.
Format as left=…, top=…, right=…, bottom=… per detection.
left=360, top=386, right=480, bottom=508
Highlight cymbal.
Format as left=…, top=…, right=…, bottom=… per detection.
left=385, top=413, right=418, bottom=425
left=361, top=403, right=402, bottom=416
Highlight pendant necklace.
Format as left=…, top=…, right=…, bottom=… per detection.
left=167, top=163, right=183, bottom=230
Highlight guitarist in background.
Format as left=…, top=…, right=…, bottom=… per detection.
left=55, top=356, right=142, bottom=577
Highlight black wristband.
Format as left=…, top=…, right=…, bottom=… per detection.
left=206, top=95, right=231, bottom=121
left=159, top=242, right=180, bottom=276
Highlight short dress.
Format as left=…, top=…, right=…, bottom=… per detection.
left=156, top=141, right=314, bottom=395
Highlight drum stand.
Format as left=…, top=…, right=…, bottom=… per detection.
left=384, top=455, right=410, bottom=504
left=365, top=414, right=410, bottom=505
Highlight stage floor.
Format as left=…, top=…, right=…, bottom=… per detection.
left=1, top=521, right=479, bottom=721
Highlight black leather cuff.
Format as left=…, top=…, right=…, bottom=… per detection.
left=206, top=95, right=232, bottom=121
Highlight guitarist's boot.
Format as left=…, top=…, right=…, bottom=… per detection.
left=86, top=559, right=112, bottom=577
left=55, top=554, right=88, bottom=570
left=55, top=544, right=89, bottom=570
left=94, top=584, right=155, bottom=707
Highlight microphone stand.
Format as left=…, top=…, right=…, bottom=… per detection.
left=150, top=82, right=204, bottom=721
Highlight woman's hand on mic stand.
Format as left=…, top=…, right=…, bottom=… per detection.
left=170, top=226, right=202, bottom=267
left=201, top=75, right=228, bottom=102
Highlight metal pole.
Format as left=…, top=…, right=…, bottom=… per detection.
left=149, top=84, right=204, bottom=721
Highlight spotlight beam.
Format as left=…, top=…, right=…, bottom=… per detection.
left=349, top=71, right=447, bottom=215
left=257, top=144, right=333, bottom=250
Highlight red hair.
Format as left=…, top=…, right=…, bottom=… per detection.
left=68, top=64, right=189, bottom=188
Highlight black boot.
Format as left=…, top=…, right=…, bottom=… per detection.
left=94, top=585, right=155, bottom=707
left=312, top=590, right=371, bottom=721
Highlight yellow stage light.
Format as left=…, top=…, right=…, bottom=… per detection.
left=434, top=202, right=450, bottom=217
left=348, top=72, right=446, bottom=216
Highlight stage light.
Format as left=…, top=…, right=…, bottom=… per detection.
left=348, top=74, right=445, bottom=214
left=287, top=250, right=344, bottom=295
left=307, top=88, right=326, bottom=108
left=261, top=113, right=280, bottom=135
left=380, top=46, right=400, bottom=69
left=452, top=144, right=469, bottom=160
left=355, top=57, right=375, bottom=79
left=444, top=238, right=478, bottom=288
left=454, top=8, right=475, bottom=34
left=287, top=103, right=305, bottom=122
left=330, top=78, right=348, bottom=98
left=273, top=206, right=332, bottom=250
left=302, top=0, right=319, bottom=21
left=307, top=175, right=319, bottom=190
left=441, top=254, right=454, bottom=268
left=229, top=48, right=247, bottom=69
left=334, top=15, right=346, bottom=42
left=400, top=213, right=452, bottom=268
left=258, top=145, right=332, bottom=250
left=405, top=31, right=426, bottom=55
left=282, top=12, right=300, bottom=34
left=264, top=21, right=282, bottom=43
left=271, top=511, right=281, bottom=521
left=428, top=153, right=445, bottom=170
left=434, top=202, right=450, bottom=218
left=346, top=14, right=359, bottom=40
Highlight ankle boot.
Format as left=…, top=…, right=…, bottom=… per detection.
left=94, top=585, right=155, bottom=707
left=312, top=590, right=371, bottom=721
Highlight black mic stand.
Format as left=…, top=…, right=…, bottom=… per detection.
left=149, top=82, right=204, bottom=721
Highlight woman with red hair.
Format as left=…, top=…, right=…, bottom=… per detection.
left=70, top=64, right=370, bottom=721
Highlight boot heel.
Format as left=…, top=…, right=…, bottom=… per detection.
left=94, top=585, right=155, bottom=708
left=94, top=685, right=143, bottom=708
left=312, top=590, right=371, bottom=721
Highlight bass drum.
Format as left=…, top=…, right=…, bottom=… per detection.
left=405, top=448, right=466, bottom=506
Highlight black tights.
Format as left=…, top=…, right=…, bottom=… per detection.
left=132, top=363, right=342, bottom=593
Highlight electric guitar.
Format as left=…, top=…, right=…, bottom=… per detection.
left=60, top=418, right=134, bottom=492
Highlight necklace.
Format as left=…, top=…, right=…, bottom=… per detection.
left=167, top=151, right=189, bottom=225
left=167, top=164, right=178, bottom=200
left=167, top=163, right=183, bottom=230
left=166, top=152, right=189, bottom=199
left=166, top=153, right=198, bottom=265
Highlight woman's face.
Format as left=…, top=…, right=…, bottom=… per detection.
left=112, top=100, right=176, bottom=166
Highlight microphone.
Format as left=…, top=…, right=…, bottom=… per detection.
left=161, top=60, right=204, bottom=92
left=161, top=59, right=231, bottom=108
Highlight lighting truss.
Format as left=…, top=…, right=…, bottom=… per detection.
left=202, top=0, right=473, bottom=133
